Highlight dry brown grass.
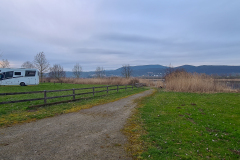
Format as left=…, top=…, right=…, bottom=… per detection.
left=42, top=77, right=163, bottom=87
left=165, top=71, right=233, bottom=93
left=215, top=79, right=240, bottom=82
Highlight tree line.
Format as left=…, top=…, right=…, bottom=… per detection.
left=0, top=52, right=133, bottom=81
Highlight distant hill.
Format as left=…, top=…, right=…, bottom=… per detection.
left=176, top=65, right=240, bottom=75
left=65, top=65, right=240, bottom=78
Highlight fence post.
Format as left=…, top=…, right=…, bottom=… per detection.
left=132, top=84, right=133, bottom=90
left=73, top=88, right=75, bottom=100
left=107, top=85, right=108, bottom=94
left=44, top=90, right=47, bottom=104
left=93, top=87, right=95, bottom=97
left=125, top=85, right=127, bottom=91
left=117, top=85, right=119, bottom=92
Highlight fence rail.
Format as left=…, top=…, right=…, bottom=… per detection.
left=0, top=84, right=136, bottom=107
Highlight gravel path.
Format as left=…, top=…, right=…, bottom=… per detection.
left=0, top=89, right=154, bottom=160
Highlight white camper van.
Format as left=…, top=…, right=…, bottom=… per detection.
left=0, top=68, right=39, bottom=86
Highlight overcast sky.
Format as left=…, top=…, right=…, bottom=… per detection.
left=0, top=0, right=240, bottom=71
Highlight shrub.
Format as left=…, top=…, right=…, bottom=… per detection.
left=128, top=78, right=139, bottom=85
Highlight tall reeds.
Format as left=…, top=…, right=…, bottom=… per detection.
left=165, top=70, right=231, bottom=93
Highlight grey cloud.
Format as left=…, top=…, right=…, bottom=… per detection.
left=97, top=33, right=160, bottom=44
left=74, top=48, right=129, bottom=55
left=1, top=0, right=240, bottom=71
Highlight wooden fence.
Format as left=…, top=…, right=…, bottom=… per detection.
left=0, top=85, right=135, bottom=108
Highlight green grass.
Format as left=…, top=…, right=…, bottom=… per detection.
left=0, top=83, right=146, bottom=127
left=132, top=90, right=240, bottom=159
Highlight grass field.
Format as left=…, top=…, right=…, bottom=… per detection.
left=125, top=89, right=240, bottom=159
left=43, top=77, right=163, bottom=87
left=0, top=83, right=146, bottom=127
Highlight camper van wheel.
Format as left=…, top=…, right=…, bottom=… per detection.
left=20, top=82, right=25, bottom=86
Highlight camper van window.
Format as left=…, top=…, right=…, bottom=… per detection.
left=5, top=71, right=13, bottom=78
left=0, top=74, right=3, bottom=80
left=25, top=71, right=36, bottom=76
left=14, top=72, right=21, bottom=75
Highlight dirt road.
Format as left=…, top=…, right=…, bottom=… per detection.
left=0, top=89, right=154, bottom=160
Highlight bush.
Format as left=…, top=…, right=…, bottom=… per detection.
left=128, top=78, right=139, bottom=85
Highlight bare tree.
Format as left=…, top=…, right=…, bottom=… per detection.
left=95, top=66, right=105, bottom=78
left=34, top=52, right=50, bottom=82
left=0, top=59, right=10, bottom=68
left=48, top=64, right=66, bottom=81
left=121, top=64, right=133, bottom=78
left=0, top=52, right=10, bottom=68
left=72, top=63, right=82, bottom=78
left=164, top=63, right=175, bottom=78
left=21, top=61, right=35, bottom=68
